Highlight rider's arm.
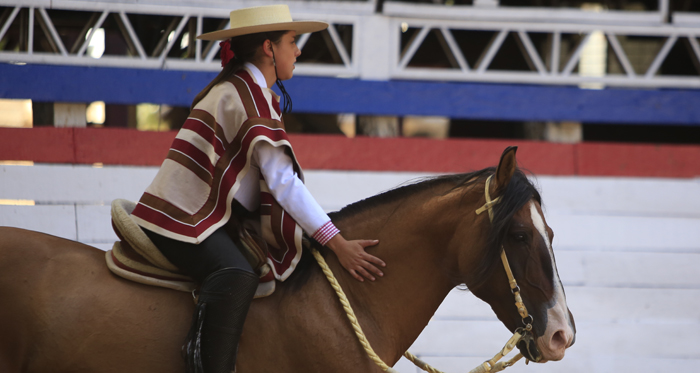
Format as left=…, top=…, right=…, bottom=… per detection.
left=254, top=142, right=385, bottom=281
left=253, top=141, right=337, bottom=244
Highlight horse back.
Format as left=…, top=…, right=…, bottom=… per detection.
left=0, top=227, right=192, bottom=373
left=0, top=227, right=383, bottom=372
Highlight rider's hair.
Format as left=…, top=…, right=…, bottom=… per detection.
left=190, top=31, right=288, bottom=111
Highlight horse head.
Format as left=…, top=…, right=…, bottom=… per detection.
left=455, top=147, right=576, bottom=363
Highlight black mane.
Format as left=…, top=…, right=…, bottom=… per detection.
left=285, top=166, right=541, bottom=290
left=328, top=171, right=489, bottom=221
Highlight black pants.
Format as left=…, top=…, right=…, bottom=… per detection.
left=144, top=226, right=254, bottom=283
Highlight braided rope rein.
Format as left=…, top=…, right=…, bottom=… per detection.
left=311, top=248, right=524, bottom=373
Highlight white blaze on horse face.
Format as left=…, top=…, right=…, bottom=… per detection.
left=529, top=202, right=574, bottom=360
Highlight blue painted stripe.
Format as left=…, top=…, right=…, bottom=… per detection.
left=2, top=63, right=700, bottom=125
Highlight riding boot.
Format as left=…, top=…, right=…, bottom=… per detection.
left=185, top=267, right=259, bottom=373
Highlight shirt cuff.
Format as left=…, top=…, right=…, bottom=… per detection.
left=312, top=221, right=340, bottom=246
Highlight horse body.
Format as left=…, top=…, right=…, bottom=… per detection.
left=0, top=229, right=191, bottom=372
left=0, top=185, right=458, bottom=373
left=0, top=147, right=575, bottom=372
left=238, top=182, right=460, bottom=372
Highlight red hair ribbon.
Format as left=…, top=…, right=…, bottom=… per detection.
left=219, top=40, right=235, bottom=67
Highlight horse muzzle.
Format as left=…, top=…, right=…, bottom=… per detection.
left=516, top=331, right=543, bottom=363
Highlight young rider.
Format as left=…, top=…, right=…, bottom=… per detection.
left=130, top=5, right=385, bottom=373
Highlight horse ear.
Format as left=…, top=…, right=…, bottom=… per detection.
left=494, top=146, right=518, bottom=193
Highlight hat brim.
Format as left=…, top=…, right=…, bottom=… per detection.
left=197, top=21, right=328, bottom=41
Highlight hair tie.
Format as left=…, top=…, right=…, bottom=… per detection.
left=219, top=40, right=235, bottom=67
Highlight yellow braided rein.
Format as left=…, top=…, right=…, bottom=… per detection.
left=311, top=248, right=399, bottom=373
left=311, top=174, right=532, bottom=372
left=312, top=248, right=523, bottom=373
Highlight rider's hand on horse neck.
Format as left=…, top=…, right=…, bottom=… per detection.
left=326, top=234, right=384, bottom=282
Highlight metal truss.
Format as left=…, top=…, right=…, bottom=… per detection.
left=385, top=1, right=700, bottom=88
left=0, top=0, right=364, bottom=76
left=2, top=0, right=700, bottom=89
left=388, top=18, right=700, bottom=88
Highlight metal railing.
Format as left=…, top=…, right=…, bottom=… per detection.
left=0, top=0, right=367, bottom=76
left=2, top=0, right=700, bottom=89
left=388, top=18, right=700, bottom=88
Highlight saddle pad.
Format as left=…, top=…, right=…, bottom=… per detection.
left=106, top=242, right=277, bottom=299
left=107, top=241, right=196, bottom=292
left=108, top=198, right=277, bottom=298
left=111, top=199, right=180, bottom=272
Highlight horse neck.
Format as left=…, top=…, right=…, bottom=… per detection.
left=328, top=183, right=484, bottom=364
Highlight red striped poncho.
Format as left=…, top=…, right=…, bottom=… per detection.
left=131, top=68, right=305, bottom=281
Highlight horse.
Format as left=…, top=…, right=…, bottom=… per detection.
left=0, top=146, right=575, bottom=372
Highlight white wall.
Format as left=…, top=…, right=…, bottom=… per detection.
left=1, top=163, right=699, bottom=372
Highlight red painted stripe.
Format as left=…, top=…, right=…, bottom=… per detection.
left=73, top=127, right=175, bottom=165
left=289, top=135, right=576, bottom=175
left=1, top=128, right=699, bottom=178
left=576, top=142, right=700, bottom=178
left=181, top=118, right=225, bottom=157
left=0, top=127, right=75, bottom=163
left=237, top=70, right=272, bottom=119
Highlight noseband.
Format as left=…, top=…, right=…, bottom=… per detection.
left=312, top=174, right=539, bottom=373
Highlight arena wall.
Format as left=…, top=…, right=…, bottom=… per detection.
left=1, top=128, right=699, bottom=372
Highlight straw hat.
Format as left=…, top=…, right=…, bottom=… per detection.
left=197, top=5, right=328, bottom=41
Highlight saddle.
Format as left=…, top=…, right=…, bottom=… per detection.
left=105, top=199, right=276, bottom=299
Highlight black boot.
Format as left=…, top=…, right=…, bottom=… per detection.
left=185, top=267, right=258, bottom=373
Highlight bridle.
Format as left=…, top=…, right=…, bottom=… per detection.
left=312, top=174, right=539, bottom=373
left=474, top=175, right=541, bottom=369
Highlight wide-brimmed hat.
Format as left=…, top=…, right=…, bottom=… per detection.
left=197, top=5, right=328, bottom=41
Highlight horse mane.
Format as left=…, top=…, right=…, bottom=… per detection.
left=284, top=166, right=541, bottom=291
left=329, top=171, right=490, bottom=221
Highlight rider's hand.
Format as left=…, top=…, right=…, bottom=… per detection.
left=325, top=234, right=384, bottom=282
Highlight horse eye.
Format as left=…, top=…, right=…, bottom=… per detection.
left=512, top=233, right=527, bottom=242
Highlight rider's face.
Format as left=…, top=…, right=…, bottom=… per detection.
left=272, top=31, right=300, bottom=81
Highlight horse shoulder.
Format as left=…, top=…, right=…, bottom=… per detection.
left=238, top=262, right=382, bottom=372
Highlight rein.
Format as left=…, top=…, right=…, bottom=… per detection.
left=312, top=174, right=536, bottom=373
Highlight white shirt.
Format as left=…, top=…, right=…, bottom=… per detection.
left=233, top=63, right=338, bottom=244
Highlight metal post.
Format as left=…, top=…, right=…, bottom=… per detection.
left=659, top=0, right=670, bottom=23
left=551, top=31, right=561, bottom=76
left=28, top=6, right=34, bottom=55
left=196, top=15, right=202, bottom=63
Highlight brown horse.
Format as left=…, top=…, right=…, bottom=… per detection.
left=0, top=147, right=575, bottom=373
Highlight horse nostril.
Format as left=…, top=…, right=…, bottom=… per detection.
left=550, top=330, right=568, bottom=351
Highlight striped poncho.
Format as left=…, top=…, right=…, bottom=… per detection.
left=131, top=67, right=336, bottom=281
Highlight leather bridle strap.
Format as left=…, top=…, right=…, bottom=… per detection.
left=475, top=175, right=533, bottom=326
left=474, top=175, right=537, bottom=367
left=475, top=174, right=500, bottom=220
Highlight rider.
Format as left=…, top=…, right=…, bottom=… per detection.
left=129, top=5, right=385, bottom=373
